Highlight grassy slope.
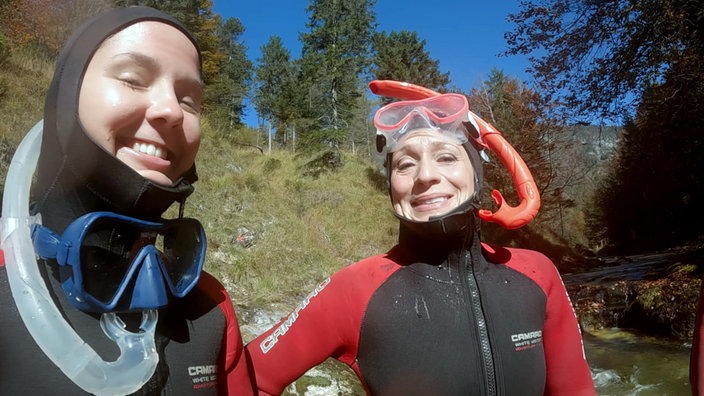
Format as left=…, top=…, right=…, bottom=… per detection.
left=193, top=130, right=399, bottom=311
left=0, top=48, right=53, bottom=196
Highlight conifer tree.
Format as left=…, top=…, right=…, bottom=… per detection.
left=253, top=36, right=299, bottom=145
left=297, top=0, right=376, bottom=148
left=371, top=30, right=450, bottom=98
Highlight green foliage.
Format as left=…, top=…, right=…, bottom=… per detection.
left=296, top=126, right=348, bottom=154
left=371, top=30, right=450, bottom=97
left=589, top=60, right=704, bottom=254
left=506, top=0, right=704, bottom=253
left=298, top=149, right=343, bottom=179
left=211, top=15, right=252, bottom=123
left=2, top=0, right=112, bottom=57
left=468, top=70, right=591, bottom=248
left=253, top=36, right=299, bottom=138
left=204, top=72, right=246, bottom=127
left=298, top=0, right=377, bottom=144
left=505, top=0, right=704, bottom=122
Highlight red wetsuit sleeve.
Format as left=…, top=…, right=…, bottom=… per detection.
left=197, top=271, right=255, bottom=395
left=244, top=254, right=399, bottom=395
left=499, top=248, right=596, bottom=396
left=690, top=277, right=704, bottom=395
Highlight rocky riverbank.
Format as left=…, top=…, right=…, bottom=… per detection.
left=563, top=246, right=704, bottom=342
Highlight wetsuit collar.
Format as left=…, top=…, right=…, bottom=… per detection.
left=396, top=200, right=481, bottom=264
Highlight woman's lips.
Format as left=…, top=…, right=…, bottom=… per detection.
left=412, top=195, right=451, bottom=211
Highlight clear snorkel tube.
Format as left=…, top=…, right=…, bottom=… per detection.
left=1, top=120, right=159, bottom=396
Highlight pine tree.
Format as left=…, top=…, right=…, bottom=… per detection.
left=297, top=0, right=376, bottom=148
left=253, top=36, right=298, bottom=145
left=371, top=30, right=450, bottom=98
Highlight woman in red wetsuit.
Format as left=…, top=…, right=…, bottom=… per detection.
left=244, top=83, right=595, bottom=395
left=691, top=281, right=704, bottom=394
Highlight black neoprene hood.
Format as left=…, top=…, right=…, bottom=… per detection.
left=34, top=6, right=202, bottom=233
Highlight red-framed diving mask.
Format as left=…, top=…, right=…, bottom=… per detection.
left=373, top=93, right=487, bottom=157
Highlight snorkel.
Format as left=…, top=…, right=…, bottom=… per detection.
left=369, top=80, right=540, bottom=230
left=1, top=121, right=159, bottom=396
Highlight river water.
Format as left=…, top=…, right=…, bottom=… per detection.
left=585, top=328, right=690, bottom=395
left=564, top=249, right=700, bottom=395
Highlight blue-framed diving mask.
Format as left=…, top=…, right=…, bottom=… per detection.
left=31, top=211, right=206, bottom=313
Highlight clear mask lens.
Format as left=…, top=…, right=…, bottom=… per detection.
left=374, top=94, right=471, bottom=155
left=32, top=211, right=205, bottom=312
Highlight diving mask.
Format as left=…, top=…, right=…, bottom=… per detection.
left=374, top=93, right=485, bottom=156
left=31, top=211, right=205, bottom=312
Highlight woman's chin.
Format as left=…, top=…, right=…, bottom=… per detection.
left=396, top=209, right=433, bottom=222
left=137, top=169, right=174, bottom=186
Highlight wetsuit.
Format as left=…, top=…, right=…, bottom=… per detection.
left=0, top=258, right=249, bottom=395
left=0, top=7, right=253, bottom=395
left=690, top=278, right=704, bottom=395
left=245, top=215, right=595, bottom=395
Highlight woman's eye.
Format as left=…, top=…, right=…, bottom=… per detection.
left=180, top=96, right=201, bottom=114
left=119, top=76, right=146, bottom=90
left=394, top=159, right=414, bottom=171
left=437, top=153, right=458, bottom=163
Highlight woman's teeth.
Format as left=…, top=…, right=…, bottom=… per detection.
left=419, top=197, right=447, bottom=205
left=133, top=142, right=165, bottom=159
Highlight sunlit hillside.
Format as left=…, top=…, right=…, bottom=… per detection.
left=0, top=48, right=398, bottom=312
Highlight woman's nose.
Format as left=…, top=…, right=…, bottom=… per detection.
left=415, top=158, right=441, bottom=184
left=146, top=85, right=184, bottom=127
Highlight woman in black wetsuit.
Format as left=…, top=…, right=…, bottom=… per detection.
left=0, top=7, right=252, bottom=395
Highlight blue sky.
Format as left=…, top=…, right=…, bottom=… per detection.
left=211, top=1, right=531, bottom=127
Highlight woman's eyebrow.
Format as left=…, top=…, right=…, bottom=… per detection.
left=110, top=51, right=158, bottom=69
left=110, top=51, right=203, bottom=89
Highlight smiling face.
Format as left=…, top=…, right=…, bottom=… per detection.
left=78, top=21, right=203, bottom=186
left=389, top=129, right=475, bottom=222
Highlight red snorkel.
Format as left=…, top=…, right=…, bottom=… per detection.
left=369, top=79, right=540, bottom=230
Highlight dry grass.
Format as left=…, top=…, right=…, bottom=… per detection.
left=193, top=129, right=398, bottom=309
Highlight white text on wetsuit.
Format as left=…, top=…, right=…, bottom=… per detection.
left=511, top=330, right=543, bottom=351
left=188, top=365, right=217, bottom=389
left=259, top=277, right=331, bottom=353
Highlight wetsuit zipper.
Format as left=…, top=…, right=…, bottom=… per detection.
left=459, top=250, right=497, bottom=396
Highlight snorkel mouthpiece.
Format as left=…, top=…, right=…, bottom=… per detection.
left=1, top=121, right=159, bottom=395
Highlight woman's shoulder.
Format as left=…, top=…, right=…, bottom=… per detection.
left=335, top=248, right=403, bottom=279
left=481, top=243, right=553, bottom=266
left=481, top=243, right=562, bottom=289
left=176, top=270, right=235, bottom=317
